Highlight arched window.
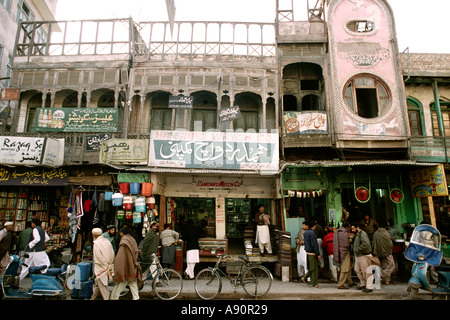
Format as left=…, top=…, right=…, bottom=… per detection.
left=344, top=74, right=389, bottom=118
left=407, top=98, right=423, bottom=137
left=191, top=91, right=217, bottom=131
left=431, top=99, right=450, bottom=136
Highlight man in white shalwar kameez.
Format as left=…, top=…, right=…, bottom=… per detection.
left=91, top=228, right=115, bottom=300
left=295, top=221, right=308, bottom=278
left=254, top=204, right=272, bottom=256
left=20, top=218, right=51, bottom=281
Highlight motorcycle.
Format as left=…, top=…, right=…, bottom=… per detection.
left=0, top=253, right=71, bottom=300
left=404, top=224, right=450, bottom=299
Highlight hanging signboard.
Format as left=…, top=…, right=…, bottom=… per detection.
left=85, top=133, right=112, bottom=151
left=0, top=136, right=64, bottom=167
left=32, top=107, right=118, bottom=132
left=168, top=96, right=193, bottom=109
left=0, top=166, right=69, bottom=186
left=99, top=139, right=149, bottom=165
left=219, top=105, right=241, bottom=122
left=149, top=130, right=279, bottom=171
left=0, top=88, right=19, bottom=101
left=283, top=111, right=328, bottom=135
left=409, top=164, right=448, bottom=197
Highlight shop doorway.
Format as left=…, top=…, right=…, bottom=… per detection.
left=341, top=187, right=394, bottom=227
left=170, top=197, right=215, bottom=237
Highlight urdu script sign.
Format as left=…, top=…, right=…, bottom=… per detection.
left=149, top=130, right=279, bottom=170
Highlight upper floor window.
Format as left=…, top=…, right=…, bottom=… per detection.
left=0, top=0, right=11, bottom=11
left=432, top=100, right=450, bottom=137
left=16, top=0, right=34, bottom=23
left=343, top=75, right=389, bottom=119
left=345, top=20, right=375, bottom=34
left=407, top=98, right=423, bottom=137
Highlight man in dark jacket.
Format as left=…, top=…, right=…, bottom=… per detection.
left=302, top=221, right=321, bottom=288
left=181, top=220, right=201, bottom=279
left=140, top=221, right=159, bottom=284
left=352, top=223, right=374, bottom=293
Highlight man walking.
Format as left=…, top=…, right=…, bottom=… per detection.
left=160, top=223, right=179, bottom=270
left=102, top=225, right=117, bottom=253
left=302, top=221, right=321, bottom=288
left=20, top=218, right=51, bottom=281
left=91, top=228, right=115, bottom=300
left=372, top=224, right=395, bottom=285
left=110, top=227, right=140, bottom=300
left=352, top=223, right=374, bottom=293
left=322, top=225, right=338, bottom=282
left=333, top=222, right=354, bottom=289
left=140, top=221, right=160, bottom=284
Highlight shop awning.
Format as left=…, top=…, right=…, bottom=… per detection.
left=280, top=160, right=441, bottom=171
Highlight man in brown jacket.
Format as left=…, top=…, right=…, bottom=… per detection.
left=110, top=227, right=140, bottom=300
left=333, top=222, right=355, bottom=289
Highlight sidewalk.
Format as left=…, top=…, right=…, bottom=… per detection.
left=137, top=276, right=414, bottom=300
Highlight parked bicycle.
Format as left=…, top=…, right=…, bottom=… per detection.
left=140, top=253, right=183, bottom=300
left=194, top=254, right=273, bottom=300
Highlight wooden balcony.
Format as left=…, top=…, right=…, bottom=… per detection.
left=409, top=136, right=448, bottom=163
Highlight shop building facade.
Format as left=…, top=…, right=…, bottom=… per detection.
left=1, top=0, right=449, bottom=264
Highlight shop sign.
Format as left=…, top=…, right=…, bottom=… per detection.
left=168, top=96, right=193, bottom=109
left=0, top=166, right=69, bottom=186
left=99, top=139, right=149, bottom=165
left=149, top=130, right=279, bottom=171
left=283, top=111, right=328, bottom=135
left=219, top=105, right=241, bottom=122
left=196, top=178, right=244, bottom=190
left=0, top=136, right=64, bottom=167
left=409, top=164, right=448, bottom=197
left=32, top=107, right=118, bottom=132
left=85, top=133, right=112, bottom=151
left=0, top=88, right=19, bottom=101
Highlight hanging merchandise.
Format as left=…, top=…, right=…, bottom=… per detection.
left=133, top=212, right=142, bottom=223
left=119, top=182, right=130, bottom=194
left=112, top=192, right=123, bottom=207
left=142, top=180, right=154, bottom=197
left=130, top=182, right=140, bottom=195
left=117, top=210, right=125, bottom=220
left=354, top=172, right=371, bottom=203
left=135, top=196, right=146, bottom=212
left=125, top=211, right=133, bottom=219
left=123, top=195, right=133, bottom=211
left=105, top=187, right=114, bottom=201
left=146, top=196, right=156, bottom=209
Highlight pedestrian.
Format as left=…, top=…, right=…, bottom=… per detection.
left=110, top=227, right=140, bottom=300
left=91, top=228, right=115, bottom=300
left=181, top=220, right=201, bottom=280
left=361, top=214, right=378, bottom=240
left=140, top=221, right=160, bottom=284
left=302, top=221, right=321, bottom=288
left=16, top=221, right=32, bottom=255
left=102, top=225, right=117, bottom=253
left=254, top=204, right=272, bottom=257
left=314, top=217, right=325, bottom=268
left=322, top=225, right=338, bottom=282
left=295, top=221, right=308, bottom=279
left=0, top=222, right=14, bottom=278
left=352, top=222, right=374, bottom=293
left=334, top=222, right=354, bottom=289
left=372, top=224, right=395, bottom=285
left=160, top=223, right=180, bottom=270
left=20, top=218, right=51, bottom=281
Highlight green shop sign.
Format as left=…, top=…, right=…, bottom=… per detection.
left=33, top=108, right=118, bottom=132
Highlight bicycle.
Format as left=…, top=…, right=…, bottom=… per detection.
left=194, top=254, right=273, bottom=300
left=140, top=253, right=183, bottom=300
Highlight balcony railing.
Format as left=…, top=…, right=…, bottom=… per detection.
left=409, top=136, right=448, bottom=163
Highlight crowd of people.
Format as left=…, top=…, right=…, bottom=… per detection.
left=294, top=212, right=396, bottom=293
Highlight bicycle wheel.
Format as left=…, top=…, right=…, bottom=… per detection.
left=152, top=268, right=183, bottom=300
left=194, top=268, right=221, bottom=300
left=242, top=265, right=273, bottom=297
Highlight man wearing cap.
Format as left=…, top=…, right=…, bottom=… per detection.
left=0, top=222, right=14, bottom=277
left=102, top=225, right=117, bottom=253
left=140, top=221, right=160, bottom=285
left=20, top=218, right=51, bottom=281
left=91, top=228, right=115, bottom=300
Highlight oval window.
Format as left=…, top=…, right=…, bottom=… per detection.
left=346, top=20, right=375, bottom=33
left=343, top=75, right=390, bottom=119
